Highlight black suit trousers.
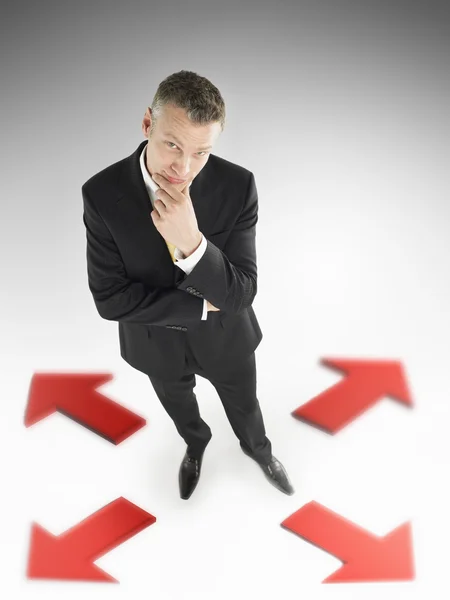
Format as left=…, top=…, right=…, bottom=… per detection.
left=148, top=335, right=272, bottom=466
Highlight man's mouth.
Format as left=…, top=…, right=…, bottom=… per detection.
left=165, top=174, right=187, bottom=184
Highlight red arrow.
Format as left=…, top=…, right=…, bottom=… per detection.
left=281, top=501, right=415, bottom=583
left=292, top=358, right=413, bottom=433
left=26, top=497, right=156, bottom=582
left=24, top=372, right=146, bottom=444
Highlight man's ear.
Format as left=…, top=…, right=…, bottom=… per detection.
left=142, top=108, right=152, bottom=136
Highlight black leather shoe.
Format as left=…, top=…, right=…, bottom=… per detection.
left=179, top=449, right=205, bottom=500
left=242, top=447, right=295, bottom=495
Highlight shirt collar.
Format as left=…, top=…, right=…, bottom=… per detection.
left=139, top=143, right=159, bottom=195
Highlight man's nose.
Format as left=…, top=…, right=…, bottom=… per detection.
left=172, top=160, right=191, bottom=177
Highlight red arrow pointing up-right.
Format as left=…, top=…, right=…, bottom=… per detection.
left=292, top=358, right=413, bottom=433
left=281, top=501, right=415, bottom=583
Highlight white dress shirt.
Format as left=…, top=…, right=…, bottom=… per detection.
left=139, top=144, right=208, bottom=320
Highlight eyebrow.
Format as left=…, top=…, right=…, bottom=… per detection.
left=163, top=132, right=212, bottom=151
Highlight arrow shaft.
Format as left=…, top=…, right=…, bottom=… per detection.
left=62, top=498, right=154, bottom=559
left=63, top=390, right=138, bottom=436
left=283, top=503, right=377, bottom=561
left=297, top=377, right=379, bottom=432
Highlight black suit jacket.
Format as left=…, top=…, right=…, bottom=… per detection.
left=81, top=140, right=263, bottom=380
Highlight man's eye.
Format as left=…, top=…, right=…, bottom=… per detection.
left=166, top=142, right=208, bottom=156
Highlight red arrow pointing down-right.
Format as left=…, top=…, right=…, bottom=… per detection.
left=281, top=501, right=415, bottom=583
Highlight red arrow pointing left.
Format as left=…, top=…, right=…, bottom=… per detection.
left=281, top=501, right=415, bottom=583
left=24, top=372, right=146, bottom=444
left=26, top=497, right=156, bottom=582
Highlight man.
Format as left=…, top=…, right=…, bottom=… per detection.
left=82, top=70, right=294, bottom=499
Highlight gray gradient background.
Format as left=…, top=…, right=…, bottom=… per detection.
left=1, top=0, right=449, bottom=597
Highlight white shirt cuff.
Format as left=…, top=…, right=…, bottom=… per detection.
left=174, top=234, right=208, bottom=321
left=201, top=299, right=208, bottom=320
left=174, top=233, right=207, bottom=274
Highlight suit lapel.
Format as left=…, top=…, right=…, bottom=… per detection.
left=114, top=140, right=176, bottom=274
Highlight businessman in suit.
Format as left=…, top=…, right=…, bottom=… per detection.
left=82, top=70, right=294, bottom=499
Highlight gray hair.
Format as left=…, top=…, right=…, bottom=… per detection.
left=149, top=70, right=226, bottom=135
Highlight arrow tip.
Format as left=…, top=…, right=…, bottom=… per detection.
left=323, top=521, right=415, bottom=583
left=27, top=522, right=118, bottom=582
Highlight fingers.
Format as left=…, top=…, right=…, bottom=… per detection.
left=154, top=172, right=194, bottom=203
left=152, top=199, right=167, bottom=216
left=155, top=187, right=171, bottom=204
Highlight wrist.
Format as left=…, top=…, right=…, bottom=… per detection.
left=180, top=232, right=202, bottom=257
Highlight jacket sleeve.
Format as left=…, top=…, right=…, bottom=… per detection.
left=176, top=172, right=258, bottom=315
left=82, top=185, right=203, bottom=325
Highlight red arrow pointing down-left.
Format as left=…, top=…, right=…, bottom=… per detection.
left=24, top=373, right=146, bottom=444
left=26, top=497, right=156, bottom=582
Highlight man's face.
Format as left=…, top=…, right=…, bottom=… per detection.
left=142, top=103, right=222, bottom=190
